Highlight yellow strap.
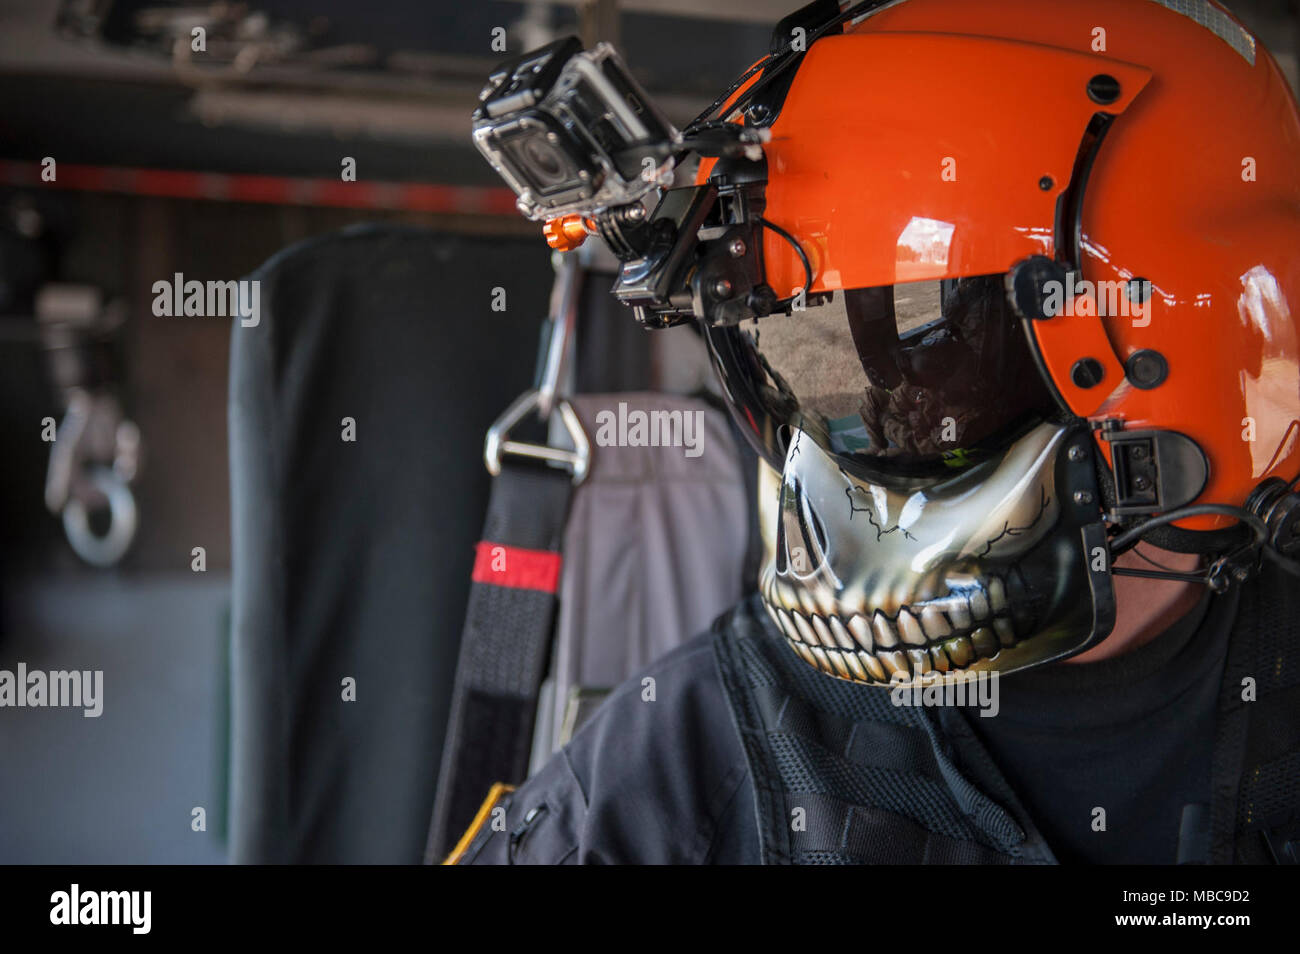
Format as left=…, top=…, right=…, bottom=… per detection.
left=442, top=782, right=516, bottom=865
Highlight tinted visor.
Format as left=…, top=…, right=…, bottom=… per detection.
left=706, top=273, right=1058, bottom=478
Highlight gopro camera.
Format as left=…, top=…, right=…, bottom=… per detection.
left=472, top=36, right=680, bottom=221
left=472, top=37, right=806, bottom=331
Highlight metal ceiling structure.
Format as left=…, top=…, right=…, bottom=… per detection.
left=0, top=1, right=1294, bottom=188
left=0, top=0, right=785, bottom=189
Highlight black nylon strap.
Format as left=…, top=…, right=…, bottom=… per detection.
left=425, top=461, right=573, bottom=861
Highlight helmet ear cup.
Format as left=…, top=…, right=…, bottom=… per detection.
left=1091, top=435, right=1253, bottom=557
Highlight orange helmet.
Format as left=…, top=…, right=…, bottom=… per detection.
left=677, top=0, right=1300, bottom=683
left=747, top=0, right=1300, bottom=541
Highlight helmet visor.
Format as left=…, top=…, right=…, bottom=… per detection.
left=706, top=273, right=1059, bottom=478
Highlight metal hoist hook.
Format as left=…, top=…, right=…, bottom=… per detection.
left=44, top=392, right=141, bottom=568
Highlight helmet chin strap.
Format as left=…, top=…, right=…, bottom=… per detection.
left=1108, top=498, right=1300, bottom=592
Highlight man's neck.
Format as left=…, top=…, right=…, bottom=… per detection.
left=1063, top=545, right=1206, bottom=665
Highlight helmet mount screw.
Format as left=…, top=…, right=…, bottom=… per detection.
left=728, top=238, right=747, bottom=258
left=747, top=284, right=777, bottom=316
left=1071, top=357, right=1105, bottom=389
left=1073, top=490, right=1094, bottom=505
left=1038, top=175, right=1054, bottom=191
left=1008, top=255, right=1067, bottom=320
left=1068, top=445, right=1087, bottom=462
left=711, top=278, right=733, bottom=299
left=1087, top=74, right=1122, bottom=104
left=1125, top=349, right=1169, bottom=389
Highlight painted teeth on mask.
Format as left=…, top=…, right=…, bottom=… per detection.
left=871, top=611, right=899, bottom=649
left=878, top=650, right=911, bottom=678
left=906, top=648, right=932, bottom=675
left=815, top=589, right=841, bottom=620
left=920, top=605, right=951, bottom=640
left=791, top=639, right=818, bottom=670
left=827, top=615, right=857, bottom=651
left=943, top=597, right=973, bottom=631
left=810, top=614, right=838, bottom=650
left=970, top=626, right=999, bottom=658
left=760, top=572, right=1026, bottom=684
left=943, top=636, right=975, bottom=668
left=896, top=609, right=927, bottom=646
left=792, top=612, right=820, bottom=647
left=847, top=615, right=874, bottom=652
left=987, top=577, right=1008, bottom=614
left=797, top=588, right=820, bottom=620
left=843, top=648, right=868, bottom=681
left=826, top=648, right=853, bottom=680
left=777, top=579, right=800, bottom=612
left=859, top=650, right=887, bottom=682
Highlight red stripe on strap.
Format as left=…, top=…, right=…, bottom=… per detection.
left=471, top=542, right=562, bottom=594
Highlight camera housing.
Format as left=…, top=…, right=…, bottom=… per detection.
left=472, top=38, right=809, bottom=332
left=472, top=36, right=680, bottom=221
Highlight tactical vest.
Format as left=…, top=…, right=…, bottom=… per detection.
left=712, top=560, right=1300, bottom=865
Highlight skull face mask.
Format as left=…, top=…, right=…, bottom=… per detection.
left=707, top=274, right=1117, bottom=688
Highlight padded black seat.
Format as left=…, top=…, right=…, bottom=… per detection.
left=228, top=224, right=549, bottom=862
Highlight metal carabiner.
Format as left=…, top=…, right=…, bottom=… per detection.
left=484, top=253, right=591, bottom=484
left=484, top=389, right=590, bottom=484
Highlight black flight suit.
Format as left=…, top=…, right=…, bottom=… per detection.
left=452, top=558, right=1300, bottom=865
